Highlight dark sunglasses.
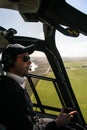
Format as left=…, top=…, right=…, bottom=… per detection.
left=18, top=55, right=30, bottom=62
left=23, top=55, right=30, bottom=62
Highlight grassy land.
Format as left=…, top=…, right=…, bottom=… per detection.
left=30, top=60, right=87, bottom=123
left=65, top=61, right=87, bottom=123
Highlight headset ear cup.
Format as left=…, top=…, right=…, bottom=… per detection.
left=2, top=52, right=14, bottom=70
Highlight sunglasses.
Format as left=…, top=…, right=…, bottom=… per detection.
left=18, top=55, right=30, bottom=62
left=23, top=55, right=31, bottom=62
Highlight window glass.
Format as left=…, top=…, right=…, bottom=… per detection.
left=0, top=8, right=44, bottom=39
left=31, top=79, right=61, bottom=115
left=66, top=0, right=87, bottom=14
left=30, top=51, right=55, bottom=77
left=27, top=51, right=61, bottom=114
left=55, top=30, right=87, bottom=123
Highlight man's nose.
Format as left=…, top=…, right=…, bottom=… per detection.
left=27, top=60, right=31, bottom=65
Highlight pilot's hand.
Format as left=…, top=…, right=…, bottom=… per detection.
left=55, top=107, right=77, bottom=128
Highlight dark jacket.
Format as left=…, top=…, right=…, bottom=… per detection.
left=0, top=75, right=58, bottom=130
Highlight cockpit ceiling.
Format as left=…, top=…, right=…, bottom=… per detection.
left=0, top=0, right=41, bottom=12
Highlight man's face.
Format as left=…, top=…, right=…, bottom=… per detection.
left=12, top=52, right=31, bottom=77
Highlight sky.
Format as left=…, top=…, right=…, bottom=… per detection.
left=0, top=0, right=87, bottom=58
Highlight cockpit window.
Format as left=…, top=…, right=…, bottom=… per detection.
left=0, top=8, right=44, bottom=40
left=66, top=0, right=87, bottom=14
left=55, top=30, right=87, bottom=123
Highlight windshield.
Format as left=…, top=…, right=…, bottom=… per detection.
left=0, top=8, right=44, bottom=39
left=66, top=0, right=87, bottom=14
left=55, top=30, right=87, bottom=123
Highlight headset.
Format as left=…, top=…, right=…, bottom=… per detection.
left=2, top=50, right=17, bottom=71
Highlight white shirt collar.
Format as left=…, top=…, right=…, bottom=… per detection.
left=6, top=72, right=27, bottom=89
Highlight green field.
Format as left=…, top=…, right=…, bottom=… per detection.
left=64, top=61, right=87, bottom=123
left=30, top=60, right=87, bottom=123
